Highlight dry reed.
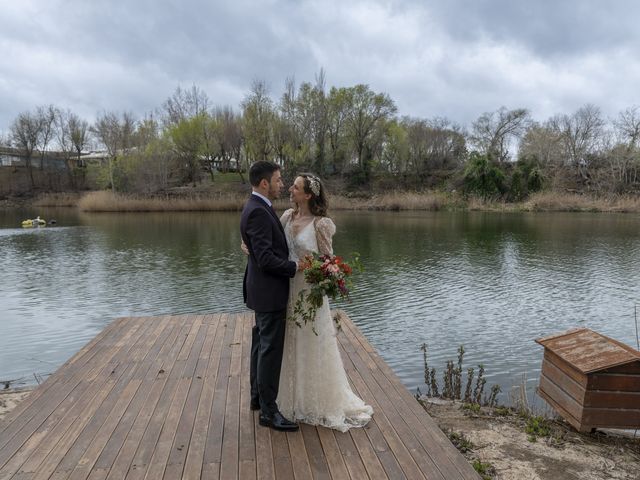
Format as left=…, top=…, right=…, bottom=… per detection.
left=77, top=191, right=247, bottom=212
left=327, top=191, right=449, bottom=211
left=523, top=192, right=640, bottom=213
left=32, top=193, right=82, bottom=207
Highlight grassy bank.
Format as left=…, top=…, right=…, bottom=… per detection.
left=19, top=190, right=640, bottom=213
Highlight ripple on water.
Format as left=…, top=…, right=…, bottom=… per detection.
left=2, top=211, right=640, bottom=402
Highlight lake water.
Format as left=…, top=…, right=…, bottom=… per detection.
left=1, top=207, right=639, bottom=403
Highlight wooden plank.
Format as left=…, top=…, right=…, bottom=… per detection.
left=27, top=365, right=137, bottom=480
left=254, top=421, right=275, bottom=480
left=182, top=315, right=224, bottom=480
left=337, top=340, right=417, bottom=480
left=0, top=318, right=122, bottom=432
left=584, top=390, right=640, bottom=409
left=340, top=315, right=479, bottom=480
left=67, top=379, right=143, bottom=480
left=315, top=428, right=349, bottom=480
left=6, top=318, right=171, bottom=479
left=339, top=319, right=456, bottom=479
left=164, top=321, right=209, bottom=477
left=588, top=373, right=640, bottom=392
left=538, top=375, right=584, bottom=422
left=348, top=428, right=388, bottom=480
left=536, top=389, right=584, bottom=432
left=1, top=310, right=490, bottom=480
left=141, top=316, right=205, bottom=480
left=103, top=318, right=185, bottom=480
left=123, top=317, right=197, bottom=480
left=201, top=314, right=234, bottom=476
left=269, top=431, right=294, bottom=480
left=0, top=318, right=148, bottom=456
left=299, top=424, right=330, bottom=480
left=0, top=318, right=156, bottom=476
left=603, top=363, right=640, bottom=374
left=89, top=317, right=174, bottom=471
left=541, top=359, right=586, bottom=403
left=340, top=338, right=435, bottom=479
left=543, top=350, right=588, bottom=387
left=219, top=315, right=244, bottom=480
left=64, top=318, right=175, bottom=480
left=285, top=429, right=313, bottom=480
left=48, top=319, right=161, bottom=476
left=582, top=407, right=640, bottom=427
left=238, top=313, right=257, bottom=480
left=333, top=430, right=369, bottom=480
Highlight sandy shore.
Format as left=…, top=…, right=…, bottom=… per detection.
left=0, top=389, right=32, bottom=422
left=422, top=398, right=640, bottom=480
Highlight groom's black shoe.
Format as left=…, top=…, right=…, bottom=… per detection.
left=259, top=411, right=299, bottom=431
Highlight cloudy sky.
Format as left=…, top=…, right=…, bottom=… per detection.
left=2, top=0, right=639, bottom=135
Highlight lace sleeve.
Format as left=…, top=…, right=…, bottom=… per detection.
left=280, top=208, right=294, bottom=227
left=315, top=217, right=336, bottom=255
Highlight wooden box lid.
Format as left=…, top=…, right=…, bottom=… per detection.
left=535, top=328, right=640, bottom=374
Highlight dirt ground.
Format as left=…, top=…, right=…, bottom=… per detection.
left=0, top=389, right=32, bottom=422
left=421, top=398, right=640, bottom=480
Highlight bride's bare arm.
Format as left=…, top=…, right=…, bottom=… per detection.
left=315, top=217, right=336, bottom=256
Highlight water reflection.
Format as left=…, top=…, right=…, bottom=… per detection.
left=1, top=208, right=639, bottom=402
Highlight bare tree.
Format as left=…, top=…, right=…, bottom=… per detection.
left=609, top=106, right=640, bottom=188
left=550, top=104, right=605, bottom=181
left=36, top=105, right=56, bottom=170
left=613, top=106, right=640, bottom=151
left=11, top=110, right=43, bottom=188
left=161, top=84, right=210, bottom=126
left=470, top=107, right=531, bottom=163
left=69, top=115, right=89, bottom=166
left=92, top=111, right=136, bottom=191
left=518, top=122, right=564, bottom=166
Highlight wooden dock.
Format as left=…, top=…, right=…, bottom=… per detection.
left=0, top=312, right=479, bottom=479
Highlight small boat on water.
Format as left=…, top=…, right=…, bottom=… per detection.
left=21, top=216, right=46, bottom=228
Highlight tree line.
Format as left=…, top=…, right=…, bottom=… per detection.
left=4, top=71, right=640, bottom=198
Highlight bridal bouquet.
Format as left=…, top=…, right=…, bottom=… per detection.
left=290, top=253, right=361, bottom=335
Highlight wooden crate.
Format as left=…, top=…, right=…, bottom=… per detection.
left=535, top=328, right=640, bottom=432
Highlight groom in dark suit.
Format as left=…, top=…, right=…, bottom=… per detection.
left=240, top=161, right=299, bottom=431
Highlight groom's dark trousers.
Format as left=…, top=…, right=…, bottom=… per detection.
left=250, top=309, right=286, bottom=414
left=241, top=194, right=296, bottom=415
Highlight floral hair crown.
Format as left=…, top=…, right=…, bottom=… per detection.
left=306, top=175, right=321, bottom=196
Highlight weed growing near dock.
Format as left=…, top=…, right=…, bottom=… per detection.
left=418, top=343, right=501, bottom=407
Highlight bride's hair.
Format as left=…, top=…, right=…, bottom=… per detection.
left=296, top=173, right=328, bottom=217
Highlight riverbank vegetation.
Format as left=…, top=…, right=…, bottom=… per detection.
left=22, top=189, right=640, bottom=213
left=3, top=71, right=640, bottom=209
left=417, top=344, right=640, bottom=480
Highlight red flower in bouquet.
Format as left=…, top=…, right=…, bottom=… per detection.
left=289, top=252, right=361, bottom=335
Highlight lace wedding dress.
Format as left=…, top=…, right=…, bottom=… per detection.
left=277, top=209, right=373, bottom=432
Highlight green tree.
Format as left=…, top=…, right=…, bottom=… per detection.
left=242, top=80, right=274, bottom=164
left=463, top=153, right=506, bottom=198
left=344, top=84, right=397, bottom=181
left=326, top=86, right=351, bottom=174
left=168, top=115, right=205, bottom=186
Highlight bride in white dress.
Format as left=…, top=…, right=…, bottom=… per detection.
left=277, top=173, right=373, bottom=432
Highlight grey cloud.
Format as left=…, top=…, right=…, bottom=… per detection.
left=1, top=0, right=640, bottom=134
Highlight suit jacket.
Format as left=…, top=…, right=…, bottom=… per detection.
left=240, top=194, right=297, bottom=312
